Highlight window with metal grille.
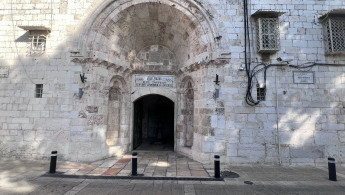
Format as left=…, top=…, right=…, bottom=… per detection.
left=322, top=16, right=345, bottom=54
left=257, top=87, right=266, bottom=101
left=257, top=18, right=280, bottom=53
left=35, top=84, right=43, bottom=98
left=29, top=35, right=46, bottom=55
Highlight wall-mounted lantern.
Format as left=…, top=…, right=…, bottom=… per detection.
left=80, top=73, right=87, bottom=83
left=214, top=74, right=220, bottom=85
left=214, top=74, right=220, bottom=98
left=78, top=73, right=87, bottom=99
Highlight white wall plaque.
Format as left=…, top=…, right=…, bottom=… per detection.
left=293, top=71, right=314, bottom=84
left=135, top=75, right=174, bottom=88
left=0, top=67, right=9, bottom=78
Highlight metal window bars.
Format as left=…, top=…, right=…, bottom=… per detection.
left=35, top=84, right=43, bottom=98
left=257, top=18, right=280, bottom=53
left=256, top=87, right=266, bottom=101
left=29, top=35, right=46, bottom=55
left=323, top=16, right=345, bottom=54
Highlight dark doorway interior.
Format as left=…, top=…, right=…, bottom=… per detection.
left=133, top=95, right=174, bottom=151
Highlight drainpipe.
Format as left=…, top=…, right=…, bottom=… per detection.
left=275, top=66, right=282, bottom=165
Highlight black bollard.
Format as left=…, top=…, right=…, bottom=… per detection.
left=49, top=151, right=57, bottom=174
left=328, top=157, right=337, bottom=181
left=214, top=155, right=220, bottom=178
left=132, top=152, right=137, bottom=176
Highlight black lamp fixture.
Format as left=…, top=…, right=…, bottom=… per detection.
left=214, top=74, right=220, bottom=85
left=80, top=73, right=87, bottom=83
left=214, top=74, right=220, bottom=98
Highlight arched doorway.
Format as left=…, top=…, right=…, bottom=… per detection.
left=133, top=95, right=174, bottom=151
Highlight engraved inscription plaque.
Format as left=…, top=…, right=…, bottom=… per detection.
left=135, top=75, right=174, bottom=88
left=293, top=71, right=314, bottom=84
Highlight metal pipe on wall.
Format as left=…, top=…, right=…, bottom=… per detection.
left=275, top=66, right=282, bottom=165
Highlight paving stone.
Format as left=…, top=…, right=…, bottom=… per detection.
left=117, top=158, right=132, bottom=164
left=112, top=163, right=127, bottom=169
left=99, top=160, right=117, bottom=168
left=64, top=169, right=79, bottom=175
left=88, top=168, right=108, bottom=175
left=3, top=157, right=345, bottom=194
left=102, top=168, right=121, bottom=175
left=190, top=170, right=209, bottom=177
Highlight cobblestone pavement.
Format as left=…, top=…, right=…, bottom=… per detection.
left=1, top=153, right=345, bottom=194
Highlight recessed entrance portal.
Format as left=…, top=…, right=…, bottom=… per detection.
left=133, top=95, right=174, bottom=151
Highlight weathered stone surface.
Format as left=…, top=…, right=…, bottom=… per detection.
left=290, top=146, right=325, bottom=158
left=0, top=0, right=345, bottom=166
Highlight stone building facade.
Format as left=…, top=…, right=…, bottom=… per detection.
left=1, top=0, right=345, bottom=166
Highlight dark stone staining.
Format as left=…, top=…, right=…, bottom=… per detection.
left=168, top=33, right=174, bottom=41
left=149, top=4, right=159, bottom=20
left=217, top=101, right=224, bottom=108
left=216, top=108, right=225, bottom=115
left=163, top=60, right=169, bottom=66
left=183, top=32, right=189, bottom=40
left=86, top=106, right=98, bottom=113
left=190, top=22, right=196, bottom=30
left=181, top=109, right=193, bottom=115
left=210, top=128, right=215, bottom=136
left=78, top=111, right=86, bottom=118
left=202, top=116, right=211, bottom=127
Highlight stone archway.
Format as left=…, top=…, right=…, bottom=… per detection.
left=73, top=0, right=219, bottom=161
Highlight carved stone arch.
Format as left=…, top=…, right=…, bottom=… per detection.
left=180, top=76, right=196, bottom=93
left=109, top=75, right=128, bottom=93
left=179, top=76, right=195, bottom=147
left=75, top=0, right=220, bottom=67
left=131, top=88, right=177, bottom=104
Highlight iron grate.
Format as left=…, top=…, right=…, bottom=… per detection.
left=257, top=18, right=280, bottom=53
left=323, top=16, right=345, bottom=54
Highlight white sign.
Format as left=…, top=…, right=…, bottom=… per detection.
left=0, top=67, right=9, bottom=78
left=293, top=71, right=314, bottom=84
left=135, top=75, right=174, bottom=88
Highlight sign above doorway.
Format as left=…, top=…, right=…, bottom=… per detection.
left=134, top=75, right=174, bottom=88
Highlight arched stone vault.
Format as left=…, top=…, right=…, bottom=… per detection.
left=76, top=0, right=219, bottom=68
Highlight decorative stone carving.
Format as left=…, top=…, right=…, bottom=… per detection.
left=109, top=81, right=121, bottom=101
left=107, top=80, right=123, bottom=146
left=184, top=80, right=194, bottom=147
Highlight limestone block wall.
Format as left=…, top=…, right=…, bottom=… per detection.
left=219, top=0, right=345, bottom=165
left=0, top=0, right=98, bottom=161
left=0, top=0, right=344, bottom=166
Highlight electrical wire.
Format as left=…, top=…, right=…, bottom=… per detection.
left=245, top=62, right=345, bottom=106
left=242, top=0, right=345, bottom=106
left=244, top=0, right=257, bottom=106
